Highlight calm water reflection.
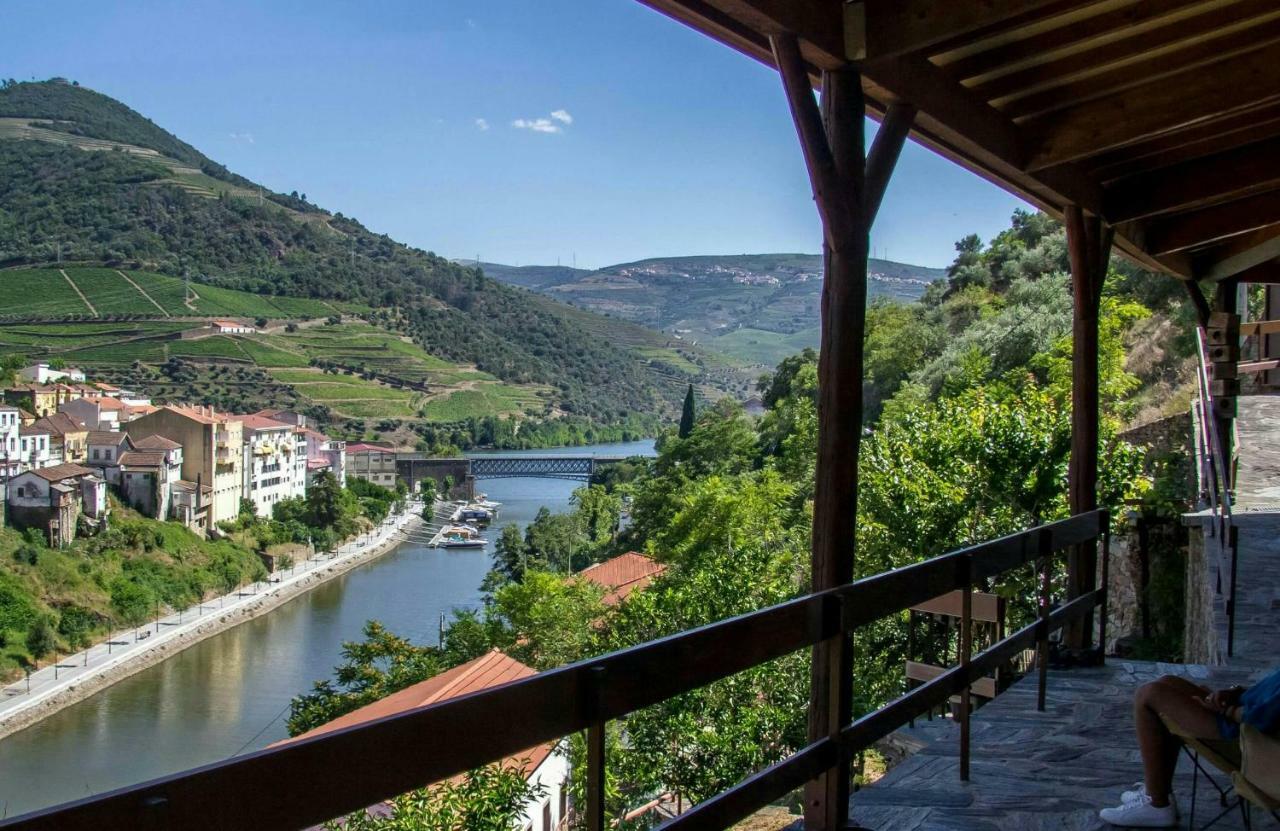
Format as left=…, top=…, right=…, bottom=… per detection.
left=0, top=440, right=654, bottom=819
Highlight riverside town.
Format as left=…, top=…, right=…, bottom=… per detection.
left=0, top=2, right=1278, bottom=830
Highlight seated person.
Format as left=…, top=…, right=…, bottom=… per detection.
left=1099, top=667, right=1280, bottom=827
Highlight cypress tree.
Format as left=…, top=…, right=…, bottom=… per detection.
left=678, top=384, right=696, bottom=438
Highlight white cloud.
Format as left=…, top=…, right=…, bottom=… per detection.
left=512, top=117, right=562, bottom=134
left=549, top=109, right=573, bottom=125
left=475, top=118, right=490, bottom=131
left=228, top=132, right=255, bottom=144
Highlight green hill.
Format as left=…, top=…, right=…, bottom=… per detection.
left=0, top=78, right=753, bottom=426
left=468, top=253, right=943, bottom=366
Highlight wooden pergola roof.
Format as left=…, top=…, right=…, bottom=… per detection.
left=639, top=0, right=1280, bottom=282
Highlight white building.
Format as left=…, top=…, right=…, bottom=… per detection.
left=85, top=430, right=135, bottom=484
left=7, top=463, right=107, bottom=546
left=18, top=363, right=86, bottom=384
left=212, top=319, right=256, bottom=334
left=17, top=426, right=52, bottom=473
left=251, top=410, right=346, bottom=487
left=118, top=438, right=183, bottom=520
left=239, top=415, right=307, bottom=517
left=0, top=405, right=21, bottom=479
left=60, top=396, right=125, bottom=430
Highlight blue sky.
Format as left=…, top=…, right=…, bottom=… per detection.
left=2, top=0, right=1029, bottom=269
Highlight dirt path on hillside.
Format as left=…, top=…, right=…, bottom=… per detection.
left=60, top=269, right=98, bottom=316
left=115, top=270, right=170, bottom=316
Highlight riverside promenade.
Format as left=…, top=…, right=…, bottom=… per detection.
left=0, top=500, right=426, bottom=740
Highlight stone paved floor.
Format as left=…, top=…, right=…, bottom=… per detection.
left=1233, top=396, right=1280, bottom=511
left=848, top=510, right=1280, bottom=830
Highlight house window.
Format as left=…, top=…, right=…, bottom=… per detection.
left=93, top=449, right=100, bottom=460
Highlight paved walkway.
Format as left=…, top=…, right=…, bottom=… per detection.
left=0, top=501, right=424, bottom=730
left=850, top=512, right=1280, bottom=831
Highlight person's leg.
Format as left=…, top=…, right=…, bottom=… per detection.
left=1133, top=675, right=1219, bottom=807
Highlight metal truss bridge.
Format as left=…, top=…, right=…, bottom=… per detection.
left=468, top=456, right=626, bottom=482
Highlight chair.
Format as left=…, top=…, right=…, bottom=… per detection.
left=905, top=589, right=1005, bottom=723
left=1232, top=723, right=1280, bottom=829
left=1161, top=713, right=1242, bottom=830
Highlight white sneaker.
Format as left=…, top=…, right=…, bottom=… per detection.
left=1099, top=795, right=1178, bottom=827
left=1119, top=785, right=1177, bottom=815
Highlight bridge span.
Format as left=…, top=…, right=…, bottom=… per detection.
left=469, top=455, right=627, bottom=482
left=394, top=454, right=631, bottom=493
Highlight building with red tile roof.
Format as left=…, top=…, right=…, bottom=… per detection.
left=575, top=552, right=667, bottom=606
left=274, top=650, right=568, bottom=829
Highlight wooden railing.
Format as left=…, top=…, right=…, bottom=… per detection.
left=0, top=511, right=1110, bottom=831
left=1193, top=325, right=1239, bottom=657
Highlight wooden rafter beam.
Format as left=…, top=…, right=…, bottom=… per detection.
left=1139, top=191, right=1280, bottom=256
left=969, top=0, right=1280, bottom=105
left=1104, top=136, right=1280, bottom=223
left=850, top=0, right=1097, bottom=62
left=1000, top=15, right=1280, bottom=121
left=941, top=0, right=1207, bottom=85
left=1196, top=229, right=1280, bottom=282
left=641, top=0, right=845, bottom=67
left=1083, top=103, right=1280, bottom=183
left=1024, top=40, right=1280, bottom=169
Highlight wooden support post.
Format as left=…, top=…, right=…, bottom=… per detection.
left=1211, top=280, right=1240, bottom=487
left=770, top=33, right=888, bottom=831
left=1182, top=280, right=1212, bottom=330
left=1064, top=206, right=1112, bottom=653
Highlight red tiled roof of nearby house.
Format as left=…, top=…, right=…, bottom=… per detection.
left=133, top=435, right=181, bottom=450
left=87, top=430, right=131, bottom=446
left=172, top=479, right=213, bottom=494
left=119, top=451, right=167, bottom=469
left=29, top=463, right=97, bottom=482
left=346, top=442, right=394, bottom=453
left=93, top=382, right=121, bottom=392
left=16, top=407, right=35, bottom=420
left=19, top=425, right=51, bottom=437
left=33, top=413, right=84, bottom=436
left=156, top=404, right=232, bottom=425
left=575, top=552, right=666, bottom=606
left=80, top=396, right=125, bottom=411
left=272, top=650, right=554, bottom=775
left=239, top=414, right=293, bottom=433
left=124, top=403, right=157, bottom=416
left=212, top=319, right=249, bottom=328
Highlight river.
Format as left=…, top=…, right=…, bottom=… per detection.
left=0, top=439, right=656, bottom=820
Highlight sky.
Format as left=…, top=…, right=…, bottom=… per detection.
left=1, top=0, right=1030, bottom=270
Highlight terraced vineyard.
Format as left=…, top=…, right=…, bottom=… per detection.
left=0, top=268, right=353, bottom=319
left=0, top=315, right=550, bottom=424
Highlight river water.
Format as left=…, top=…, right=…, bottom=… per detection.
left=0, top=439, right=655, bottom=820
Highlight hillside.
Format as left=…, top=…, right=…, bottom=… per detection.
left=468, top=254, right=943, bottom=366
left=0, top=79, right=753, bottom=430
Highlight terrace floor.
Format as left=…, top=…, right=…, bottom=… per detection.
left=849, top=512, right=1280, bottom=831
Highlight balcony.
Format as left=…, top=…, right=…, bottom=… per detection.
left=0, top=513, right=1114, bottom=830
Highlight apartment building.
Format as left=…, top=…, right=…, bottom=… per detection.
left=239, top=415, right=307, bottom=517
left=124, top=405, right=244, bottom=525
left=345, top=442, right=397, bottom=489
left=0, top=405, right=20, bottom=479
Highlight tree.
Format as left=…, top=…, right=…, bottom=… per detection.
left=287, top=620, right=444, bottom=736
left=25, top=617, right=57, bottom=659
left=324, top=761, right=544, bottom=831
left=678, top=384, right=696, bottom=438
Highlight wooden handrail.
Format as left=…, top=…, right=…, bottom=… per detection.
left=0, top=511, right=1109, bottom=831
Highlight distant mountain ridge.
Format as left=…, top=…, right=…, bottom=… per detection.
left=0, top=78, right=755, bottom=425
left=465, top=253, right=944, bottom=366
